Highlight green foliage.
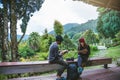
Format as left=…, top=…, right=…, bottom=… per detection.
left=41, top=33, right=55, bottom=52
left=72, top=32, right=82, bottom=44
left=100, top=38, right=112, bottom=48
left=18, top=43, right=35, bottom=58
left=66, top=31, right=76, bottom=39
left=105, top=45, right=120, bottom=62
left=47, top=35, right=55, bottom=46
left=62, top=34, right=76, bottom=50
left=97, top=9, right=120, bottom=38
left=0, top=0, right=44, bottom=61
left=54, top=20, right=63, bottom=35
left=28, top=32, right=41, bottom=52
left=40, top=34, right=55, bottom=52
left=66, top=20, right=97, bottom=38
left=16, top=0, right=45, bottom=34
left=82, top=30, right=99, bottom=44
left=111, top=37, right=120, bottom=47
left=115, top=31, right=120, bottom=41
left=36, top=52, right=48, bottom=60
left=40, top=39, right=49, bottom=52
left=0, top=74, right=7, bottom=80
left=42, top=28, right=49, bottom=39
left=90, top=45, right=98, bottom=51
left=63, top=51, right=78, bottom=59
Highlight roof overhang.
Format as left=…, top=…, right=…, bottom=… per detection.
left=73, top=0, right=120, bottom=11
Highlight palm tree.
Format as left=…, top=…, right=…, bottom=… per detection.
left=28, top=32, right=40, bottom=52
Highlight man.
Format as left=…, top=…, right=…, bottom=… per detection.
left=48, top=35, right=68, bottom=80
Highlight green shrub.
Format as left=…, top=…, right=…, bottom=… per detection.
left=37, top=52, right=48, bottom=60
left=90, top=45, right=98, bottom=51
left=0, top=74, right=7, bottom=80
left=63, top=51, right=78, bottom=59
left=18, top=45, right=35, bottom=58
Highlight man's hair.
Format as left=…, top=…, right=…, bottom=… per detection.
left=56, top=35, right=63, bottom=42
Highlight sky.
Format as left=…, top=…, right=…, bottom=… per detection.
left=17, top=0, right=99, bottom=35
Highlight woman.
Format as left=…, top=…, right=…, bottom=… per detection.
left=77, top=37, right=90, bottom=75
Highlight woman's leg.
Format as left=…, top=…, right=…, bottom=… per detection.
left=77, top=55, right=84, bottom=77
left=77, top=55, right=82, bottom=67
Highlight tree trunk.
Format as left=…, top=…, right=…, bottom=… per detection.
left=0, top=0, right=9, bottom=62
left=0, top=11, right=3, bottom=61
left=10, top=0, right=18, bottom=61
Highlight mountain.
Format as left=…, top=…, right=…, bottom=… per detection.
left=49, top=19, right=97, bottom=36
left=17, top=35, right=29, bottom=40
left=49, top=23, right=79, bottom=34
left=66, top=19, right=97, bottom=33
left=8, top=34, right=29, bottom=41
left=63, top=23, right=80, bottom=32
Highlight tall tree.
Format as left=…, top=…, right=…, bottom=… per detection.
left=54, top=20, right=63, bottom=35
left=97, top=8, right=120, bottom=38
left=17, top=0, right=44, bottom=44
left=42, top=28, right=48, bottom=39
left=0, top=0, right=44, bottom=61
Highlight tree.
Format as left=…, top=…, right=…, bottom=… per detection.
left=97, top=8, right=120, bottom=38
left=72, top=32, right=82, bottom=44
left=42, top=28, right=48, bottom=39
left=41, top=33, right=54, bottom=52
left=0, top=0, right=44, bottom=61
left=116, top=31, right=120, bottom=40
left=82, top=30, right=99, bottom=44
left=54, top=20, right=63, bottom=35
left=62, top=34, right=76, bottom=50
left=28, top=32, right=40, bottom=52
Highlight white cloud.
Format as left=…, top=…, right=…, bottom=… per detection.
left=17, top=0, right=98, bottom=35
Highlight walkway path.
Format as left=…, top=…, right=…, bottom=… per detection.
left=9, top=66, right=120, bottom=80
left=92, top=50, right=107, bottom=58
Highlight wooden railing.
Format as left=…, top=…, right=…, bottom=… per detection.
left=0, top=57, right=112, bottom=75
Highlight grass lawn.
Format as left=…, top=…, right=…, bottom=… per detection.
left=105, top=45, right=120, bottom=60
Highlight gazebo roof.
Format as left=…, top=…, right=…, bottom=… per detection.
left=73, top=0, right=120, bottom=11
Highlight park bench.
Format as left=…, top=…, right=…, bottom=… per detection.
left=0, top=57, right=112, bottom=75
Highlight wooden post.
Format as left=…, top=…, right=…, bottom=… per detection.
left=104, top=64, right=108, bottom=69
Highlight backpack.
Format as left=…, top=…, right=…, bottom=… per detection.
left=67, top=63, right=79, bottom=80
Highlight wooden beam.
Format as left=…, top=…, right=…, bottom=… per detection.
left=0, top=64, right=62, bottom=74
left=0, top=57, right=112, bottom=74
left=73, top=0, right=120, bottom=11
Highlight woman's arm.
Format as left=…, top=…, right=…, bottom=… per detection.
left=78, top=49, right=88, bottom=54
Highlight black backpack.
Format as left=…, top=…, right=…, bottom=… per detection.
left=67, top=63, right=79, bottom=80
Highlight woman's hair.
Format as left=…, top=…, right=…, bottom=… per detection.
left=79, top=38, right=85, bottom=43
left=79, top=38, right=88, bottom=47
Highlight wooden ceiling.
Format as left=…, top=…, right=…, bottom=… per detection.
left=73, top=0, right=120, bottom=11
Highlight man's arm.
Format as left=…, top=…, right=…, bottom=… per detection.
left=59, top=50, right=68, bottom=56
